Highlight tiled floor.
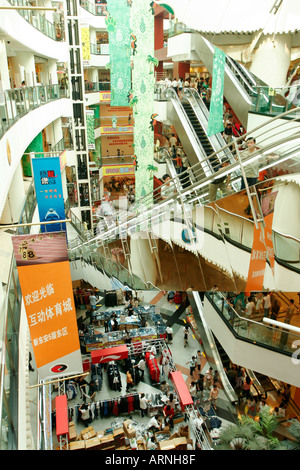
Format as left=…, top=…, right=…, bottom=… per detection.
left=43, top=289, right=237, bottom=450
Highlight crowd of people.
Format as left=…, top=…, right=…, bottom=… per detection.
left=225, top=363, right=292, bottom=421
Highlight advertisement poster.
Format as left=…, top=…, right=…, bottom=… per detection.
left=32, top=157, right=66, bottom=232
left=261, top=191, right=278, bottom=273
left=12, top=232, right=82, bottom=380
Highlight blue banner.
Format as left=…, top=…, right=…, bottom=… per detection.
left=32, top=157, right=66, bottom=232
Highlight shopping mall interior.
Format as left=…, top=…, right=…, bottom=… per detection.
left=1, top=0, right=300, bottom=452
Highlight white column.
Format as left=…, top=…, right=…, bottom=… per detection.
left=250, top=33, right=292, bottom=88
left=130, top=232, right=158, bottom=286
left=10, top=52, right=36, bottom=87
left=48, top=60, right=58, bottom=85
left=0, top=41, right=11, bottom=91
left=0, top=163, right=26, bottom=224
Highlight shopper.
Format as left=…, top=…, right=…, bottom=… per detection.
left=167, top=393, right=177, bottom=410
left=240, top=137, right=260, bottom=193
left=196, top=350, right=202, bottom=372
left=284, top=299, right=298, bottom=324
left=172, top=77, right=178, bottom=95
left=88, top=380, right=96, bottom=402
left=183, top=325, right=189, bottom=347
left=187, top=356, right=197, bottom=377
left=242, top=376, right=252, bottom=399
left=79, top=403, right=92, bottom=425
left=147, top=414, right=162, bottom=433
left=78, top=376, right=88, bottom=402
left=208, top=385, right=219, bottom=410
left=189, top=381, right=197, bottom=402
left=134, top=356, right=146, bottom=379
left=126, top=369, right=134, bottom=393
left=205, top=367, right=213, bottom=390
left=263, top=293, right=272, bottom=318
left=196, top=374, right=205, bottom=397
left=160, top=380, right=170, bottom=395
left=165, top=325, right=173, bottom=343
left=169, top=133, right=177, bottom=148
left=139, top=393, right=150, bottom=418
left=89, top=292, right=97, bottom=310
left=163, top=404, right=175, bottom=429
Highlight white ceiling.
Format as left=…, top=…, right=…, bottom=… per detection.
left=157, top=0, right=300, bottom=34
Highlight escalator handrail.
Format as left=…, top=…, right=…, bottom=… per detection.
left=205, top=291, right=300, bottom=356
left=70, top=107, right=300, bottom=250
left=164, top=87, right=215, bottom=175
left=183, top=87, right=238, bottom=166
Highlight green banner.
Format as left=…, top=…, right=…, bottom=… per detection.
left=131, top=0, right=156, bottom=205
left=106, top=0, right=131, bottom=107
left=86, top=109, right=95, bottom=150
left=207, top=47, right=225, bottom=137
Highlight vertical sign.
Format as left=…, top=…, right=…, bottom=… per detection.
left=81, top=24, right=91, bottom=66
left=207, top=47, right=225, bottom=137
left=32, top=157, right=66, bottom=232
left=261, top=191, right=278, bottom=274
left=86, top=109, right=95, bottom=150
left=131, top=0, right=155, bottom=204
left=246, top=191, right=278, bottom=291
left=12, top=232, right=82, bottom=380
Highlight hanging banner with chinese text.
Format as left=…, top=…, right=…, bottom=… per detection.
left=32, top=157, right=66, bottom=233
left=12, top=232, right=82, bottom=381
left=106, top=0, right=131, bottom=106
left=245, top=191, right=278, bottom=291
left=261, top=191, right=278, bottom=274
left=207, top=47, right=225, bottom=137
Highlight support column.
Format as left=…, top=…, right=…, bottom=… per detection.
left=130, top=232, right=158, bottom=286
left=0, top=163, right=26, bottom=224
left=10, top=52, right=36, bottom=87
left=0, top=40, right=11, bottom=90
left=250, top=33, right=292, bottom=87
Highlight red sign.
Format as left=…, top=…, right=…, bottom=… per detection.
left=170, top=371, right=193, bottom=410
left=91, top=345, right=129, bottom=364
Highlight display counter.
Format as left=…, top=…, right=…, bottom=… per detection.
left=84, top=326, right=165, bottom=352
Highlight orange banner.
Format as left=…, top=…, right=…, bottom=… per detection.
left=12, top=232, right=82, bottom=380
left=245, top=225, right=267, bottom=292
left=246, top=191, right=278, bottom=291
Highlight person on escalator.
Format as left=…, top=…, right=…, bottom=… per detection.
left=208, top=161, right=231, bottom=202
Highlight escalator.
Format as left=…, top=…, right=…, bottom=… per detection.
left=181, top=99, right=215, bottom=170
left=168, top=33, right=288, bottom=127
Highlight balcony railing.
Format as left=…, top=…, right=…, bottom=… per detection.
left=84, top=81, right=111, bottom=93
left=0, top=84, right=66, bottom=140
left=206, top=291, right=300, bottom=356
left=7, top=0, right=65, bottom=41
left=90, top=43, right=109, bottom=55
left=0, top=182, right=37, bottom=450
left=79, top=0, right=107, bottom=15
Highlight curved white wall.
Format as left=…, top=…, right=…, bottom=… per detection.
left=0, top=98, right=73, bottom=218
left=0, top=0, right=68, bottom=62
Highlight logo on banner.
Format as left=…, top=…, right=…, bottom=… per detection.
left=32, top=157, right=66, bottom=233
left=51, top=364, right=68, bottom=373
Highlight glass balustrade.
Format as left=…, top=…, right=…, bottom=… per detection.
left=7, top=0, right=65, bottom=41
left=79, top=0, right=107, bottom=15
left=0, top=182, right=37, bottom=449
left=84, top=81, right=111, bottom=92
left=0, top=84, right=63, bottom=139
left=206, top=291, right=300, bottom=355
left=90, top=43, right=109, bottom=55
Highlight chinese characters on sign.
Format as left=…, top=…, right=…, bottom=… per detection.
left=12, top=232, right=82, bottom=380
